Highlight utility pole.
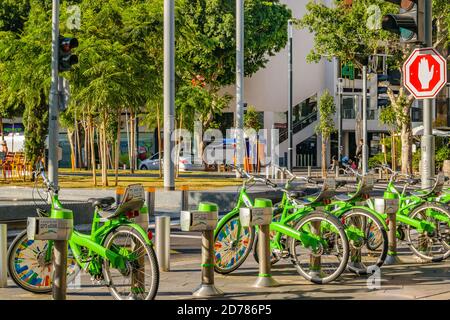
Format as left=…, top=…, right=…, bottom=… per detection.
left=235, top=0, right=245, bottom=176
left=287, top=20, right=293, bottom=171
left=48, top=0, right=60, bottom=188
left=421, top=0, right=433, bottom=189
left=362, top=66, right=368, bottom=174
left=163, top=0, right=175, bottom=190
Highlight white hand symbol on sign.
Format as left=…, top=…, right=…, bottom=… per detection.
left=418, top=57, right=434, bottom=90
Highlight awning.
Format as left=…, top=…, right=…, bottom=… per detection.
left=412, top=125, right=450, bottom=137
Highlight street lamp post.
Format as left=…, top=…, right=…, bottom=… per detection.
left=163, top=0, right=175, bottom=190
left=235, top=0, right=245, bottom=176
left=362, top=66, right=368, bottom=174
left=287, top=20, right=293, bottom=171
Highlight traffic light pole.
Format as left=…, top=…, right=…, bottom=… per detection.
left=49, top=0, right=60, bottom=188
left=163, top=0, right=175, bottom=191
left=362, top=66, right=368, bottom=174
left=49, top=0, right=68, bottom=301
left=421, top=0, right=434, bottom=189
left=235, top=0, right=245, bottom=177
left=287, top=20, right=293, bottom=172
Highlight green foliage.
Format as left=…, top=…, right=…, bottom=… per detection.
left=316, top=90, right=336, bottom=141
left=368, top=152, right=390, bottom=169
left=296, top=0, right=399, bottom=68
left=0, top=0, right=292, bottom=164
left=244, top=106, right=262, bottom=131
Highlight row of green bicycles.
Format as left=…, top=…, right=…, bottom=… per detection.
left=213, top=165, right=450, bottom=284
left=6, top=163, right=450, bottom=299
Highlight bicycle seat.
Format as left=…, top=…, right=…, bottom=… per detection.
left=97, top=198, right=144, bottom=220
left=88, top=197, right=116, bottom=208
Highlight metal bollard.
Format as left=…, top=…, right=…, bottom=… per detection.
left=335, top=164, right=339, bottom=178
left=115, top=187, right=125, bottom=205
left=307, top=165, right=312, bottom=177
left=145, top=187, right=156, bottom=222
left=181, top=185, right=189, bottom=211
left=155, top=216, right=170, bottom=272
left=0, top=224, right=7, bottom=288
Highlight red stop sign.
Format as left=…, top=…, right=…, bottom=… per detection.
left=403, top=48, right=447, bottom=99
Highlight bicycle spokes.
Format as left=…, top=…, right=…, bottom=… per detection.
left=215, top=218, right=251, bottom=269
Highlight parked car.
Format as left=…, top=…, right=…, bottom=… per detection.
left=139, top=152, right=202, bottom=171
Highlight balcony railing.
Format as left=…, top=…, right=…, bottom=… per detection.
left=279, top=111, right=318, bottom=143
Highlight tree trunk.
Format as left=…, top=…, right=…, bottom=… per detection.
left=0, top=116, right=3, bottom=141
left=67, top=129, right=76, bottom=171
left=156, top=103, right=162, bottom=178
left=391, top=133, right=396, bottom=172
left=115, top=110, right=121, bottom=186
left=321, top=137, right=327, bottom=178
left=89, top=118, right=97, bottom=186
left=401, top=123, right=412, bottom=175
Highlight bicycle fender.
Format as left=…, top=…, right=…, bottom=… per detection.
left=121, top=222, right=154, bottom=246
left=348, top=206, right=389, bottom=230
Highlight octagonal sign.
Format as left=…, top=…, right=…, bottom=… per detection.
left=403, top=48, right=447, bottom=100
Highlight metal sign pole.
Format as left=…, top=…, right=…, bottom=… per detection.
left=421, top=0, right=434, bottom=189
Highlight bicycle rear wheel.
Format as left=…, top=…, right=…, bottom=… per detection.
left=102, top=226, right=159, bottom=300
left=7, top=230, right=79, bottom=293
left=214, top=214, right=255, bottom=274
left=289, top=211, right=349, bottom=284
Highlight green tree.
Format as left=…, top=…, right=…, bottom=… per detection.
left=244, top=106, right=262, bottom=131
left=299, top=0, right=450, bottom=175
left=316, top=90, right=336, bottom=177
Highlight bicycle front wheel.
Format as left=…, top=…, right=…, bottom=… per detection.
left=289, top=211, right=349, bottom=284
left=7, top=230, right=79, bottom=294
left=102, top=226, right=159, bottom=300
left=406, top=203, right=450, bottom=262
left=341, top=209, right=388, bottom=275
left=214, top=214, right=255, bottom=274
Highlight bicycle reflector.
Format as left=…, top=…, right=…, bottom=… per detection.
left=147, top=230, right=153, bottom=241
left=126, top=211, right=140, bottom=219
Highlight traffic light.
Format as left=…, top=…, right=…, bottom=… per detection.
left=59, top=36, right=78, bottom=72
left=381, top=0, right=424, bottom=43
left=369, top=73, right=390, bottom=108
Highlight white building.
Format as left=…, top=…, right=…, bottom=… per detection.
left=220, top=0, right=438, bottom=167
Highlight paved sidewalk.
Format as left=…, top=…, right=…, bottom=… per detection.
left=1, top=251, right=448, bottom=300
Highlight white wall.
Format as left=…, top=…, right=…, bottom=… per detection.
left=223, top=0, right=327, bottom=115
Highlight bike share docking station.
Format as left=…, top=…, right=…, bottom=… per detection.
left=240, top=198, right=279, bottom=287
left=180, top=202, right=223, bottom=297
left=27, top=209, right=74, bottom=300
left=374, top=197, right=400, bottom=265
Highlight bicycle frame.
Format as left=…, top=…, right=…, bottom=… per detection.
left=366, top=178, right=442, bottom=233
left=46, top=193, right=152, bottom=274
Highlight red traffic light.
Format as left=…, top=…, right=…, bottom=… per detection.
left=60, top=37, right=79, bottom=52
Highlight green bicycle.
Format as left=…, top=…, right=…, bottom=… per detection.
left=215, top=167, right=350, bottom=284
left=8, top=165, right=159, bottom=300
left=266, top=166, right=389, bottom=276
left=367, top=165, right=450, bottom=262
